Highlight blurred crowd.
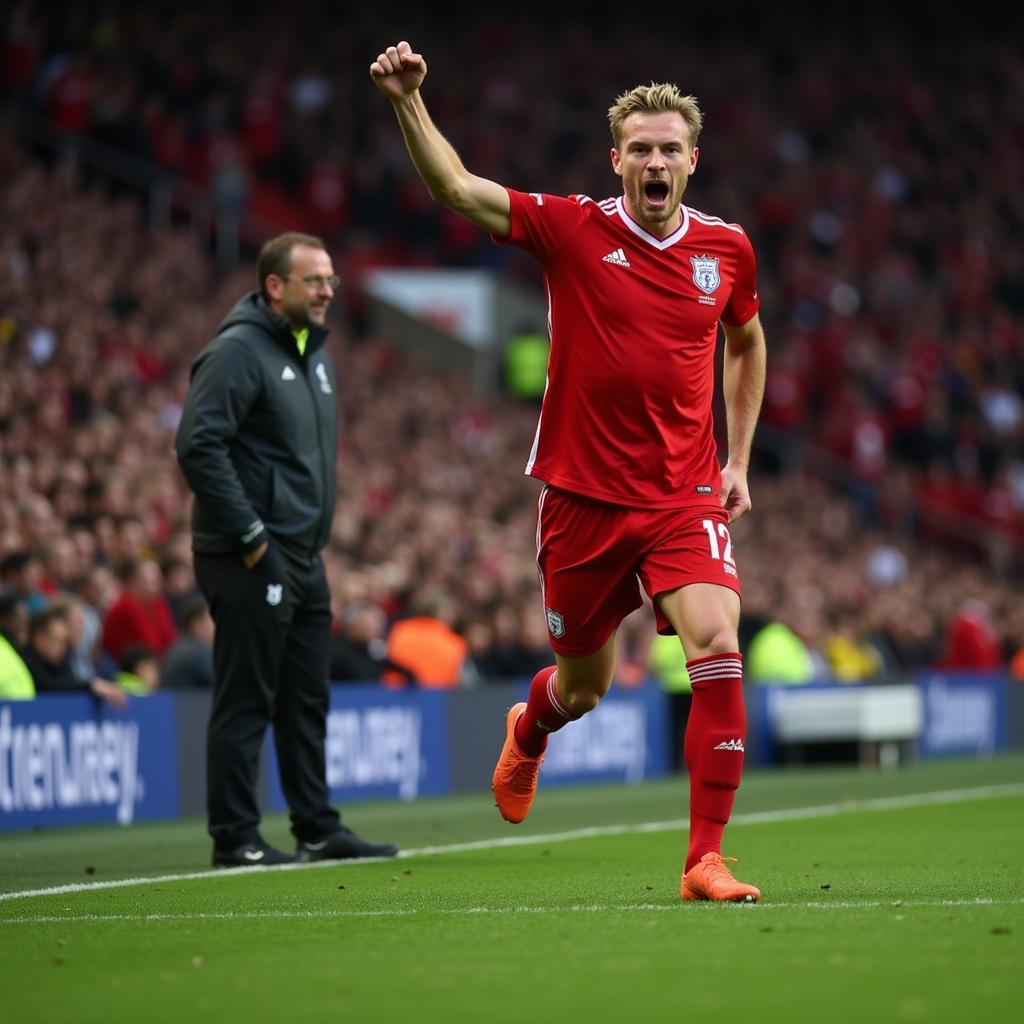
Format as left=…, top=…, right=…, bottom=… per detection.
left=1, top=3, right=1022, bottom=700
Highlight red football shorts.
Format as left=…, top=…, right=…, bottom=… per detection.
left=535, top=485, right=742, bottom=657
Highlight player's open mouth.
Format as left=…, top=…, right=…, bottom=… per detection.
left=644, top=180, right=670, bottom=208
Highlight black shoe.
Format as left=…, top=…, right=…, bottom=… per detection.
left=295, top=826, right=399, bottom=862
left=212, top=839, right=296, bottom=868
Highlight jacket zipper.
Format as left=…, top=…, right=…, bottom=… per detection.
left=302, top=359, right=331, bottom=559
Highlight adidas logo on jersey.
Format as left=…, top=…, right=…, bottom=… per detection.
left=602, top=248, right=631, bottom=268
left=713, top=739, right=745, bottom=752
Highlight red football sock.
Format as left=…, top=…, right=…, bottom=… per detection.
left=683, top=654, right=746, bottom=873
left=514, top=665, right=577, bottom=757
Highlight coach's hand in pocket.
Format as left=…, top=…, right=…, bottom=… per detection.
left=242, top=542, right=269, bottom=569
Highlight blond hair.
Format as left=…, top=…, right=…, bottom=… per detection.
left=608, top=83, right=703, bottom=150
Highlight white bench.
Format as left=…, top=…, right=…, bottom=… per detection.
left=766, top=684, right=924, bottom=765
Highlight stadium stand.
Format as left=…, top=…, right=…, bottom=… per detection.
left=1, top=4, right=1021, bottom=686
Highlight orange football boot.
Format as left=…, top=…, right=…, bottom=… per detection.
left=492, top=702, right=544, bottom=824
left=681, top=853, right=761, bottom=903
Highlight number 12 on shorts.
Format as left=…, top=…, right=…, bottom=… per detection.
left=702, top=518, right=736, bottom=566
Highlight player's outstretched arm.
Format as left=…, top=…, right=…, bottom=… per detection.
left=370, top=41, right=510, bottom=237
left=720, top=314, right=766, bottom=523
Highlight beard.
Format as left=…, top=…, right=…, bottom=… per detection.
left=630, top=176, right=688, bottom=228
left=284, top=298, right=326, bottom=329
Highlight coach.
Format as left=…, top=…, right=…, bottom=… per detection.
left=176, top=232, right=398, bottom=868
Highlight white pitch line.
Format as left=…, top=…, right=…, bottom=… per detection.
left=4, top=897, right=1023, bottom=925
left=1, top=781, right=1022, bottom=904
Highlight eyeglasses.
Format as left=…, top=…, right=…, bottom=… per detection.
left=286, top=274, right=340, bottom=290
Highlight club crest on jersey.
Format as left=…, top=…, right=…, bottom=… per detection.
left=315, top=362, right=332, bottom=394
left=690, top=254, right=721, bottom=295
left=545, top=607, right=566, bottom=638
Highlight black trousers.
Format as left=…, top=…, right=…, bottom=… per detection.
left=194, top=548, right=340, bottom=848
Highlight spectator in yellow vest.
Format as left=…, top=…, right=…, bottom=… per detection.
left=746, top=621, right=816, bottom=684
left=116, top=644, right=160, bottom=696
left=0, top=595, right=34, bottom=700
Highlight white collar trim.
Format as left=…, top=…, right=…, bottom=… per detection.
left=615, top=196, right=690, bottom=250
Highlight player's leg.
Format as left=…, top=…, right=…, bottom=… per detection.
left=641, top=506, right=759, bottom=900
left=657, top=581, right=760, bottom=902
left=493, top=486, right=639, bottom=823
left=657, top=582, right=745, bottom=863
left=492, top=634, right=617, bottom=824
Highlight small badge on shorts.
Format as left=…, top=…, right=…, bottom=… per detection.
left=545, top=607, right=566, bottom=638
left=696, top=485, right=714, bottom=495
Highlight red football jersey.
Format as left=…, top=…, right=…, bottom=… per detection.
left=498, top=190, right=760, bottom=508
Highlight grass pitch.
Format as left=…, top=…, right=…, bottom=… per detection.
left=2, top=755, right=1022, bottom=1024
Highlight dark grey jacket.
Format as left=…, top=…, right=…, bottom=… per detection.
left=176, top=293, right=338, bottom=564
